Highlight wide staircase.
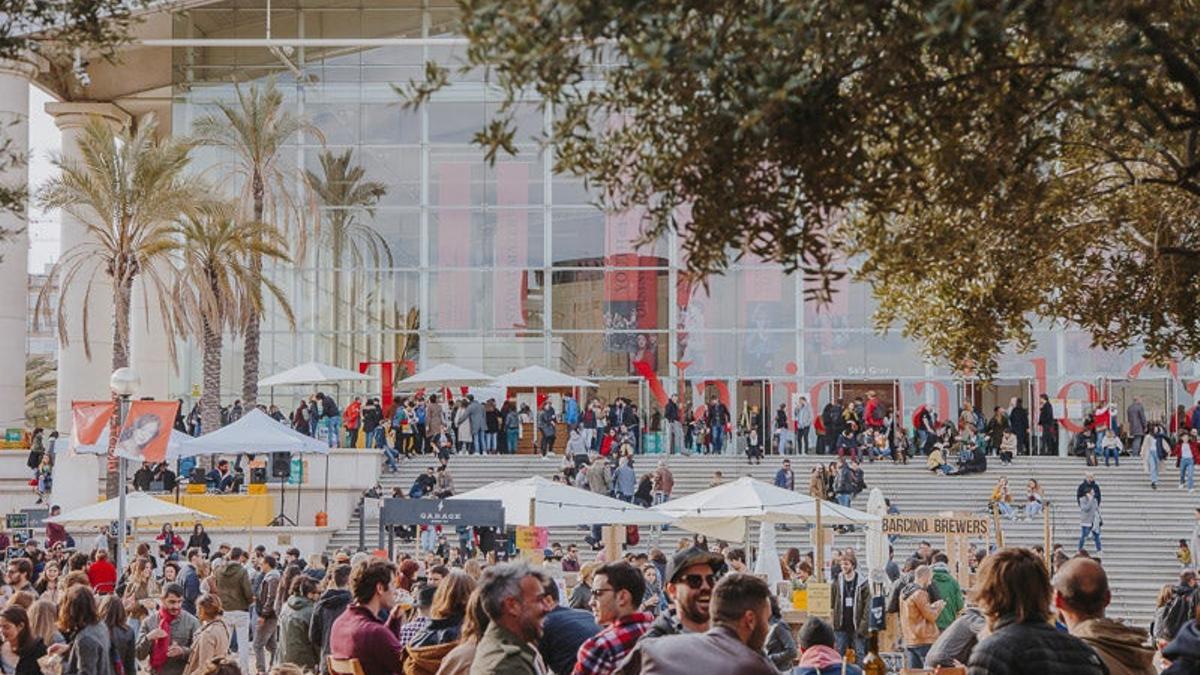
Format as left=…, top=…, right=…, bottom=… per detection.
left=328, top=452, right=1195, bottom=626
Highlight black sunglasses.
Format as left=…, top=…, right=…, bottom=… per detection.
left=678, top=573, right=716, bottom=590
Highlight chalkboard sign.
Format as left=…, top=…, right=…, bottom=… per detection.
left=20, top=508, right=48, bottom=530
left=5, top=513, right=28, bottom=530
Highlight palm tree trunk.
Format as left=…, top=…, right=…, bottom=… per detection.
left=200, top=316, right=223, bottom=438
left=331, top=232, right=343, bottom=366
left=242, top=170, right=265, bottom=408
left=105, top=273, right=134, bottom=499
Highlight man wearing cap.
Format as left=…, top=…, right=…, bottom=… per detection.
left=614, top=547, right=724, bottom=674
left=645, top=547, right=722, bottom=639
left=622, top=573, right=777, bottom=675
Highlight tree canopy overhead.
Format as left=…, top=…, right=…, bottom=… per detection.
left=408, top=1, right=1200, bottom=375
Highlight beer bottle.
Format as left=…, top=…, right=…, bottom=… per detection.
left=863, top=632, right=886, bottom=675
left=844, top=645, right=857, bottom=665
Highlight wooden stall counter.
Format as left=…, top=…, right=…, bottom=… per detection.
left=516, top=422, right=567, bottom=455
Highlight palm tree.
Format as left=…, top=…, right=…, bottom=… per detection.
left=304, top=149, right=388, bottom=365
left=25, top=355, right=56, bottom=430
left=170, top=213, right=295, bottom=435
left=35, top=115, right=208, bottom=497
left=191, top=78, right=319, bottom=408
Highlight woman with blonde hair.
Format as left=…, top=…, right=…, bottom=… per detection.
left=185, top=594, right=231, bottom=675
left=26, top=599, right=63, bottom=648
left=403, top=571, right=477, bottom=674
left=434, top=588, right=489, bottom=675
left=122, top=556, right=158, bottom=631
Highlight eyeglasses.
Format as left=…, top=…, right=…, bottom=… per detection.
left=591, top=586, right=615, bottom=596
left=678, top=574, right=716, bottom=590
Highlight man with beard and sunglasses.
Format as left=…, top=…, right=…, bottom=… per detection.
left=614, top=548, right=724, bottom=674
left=622, top=573, right=777, bottom=675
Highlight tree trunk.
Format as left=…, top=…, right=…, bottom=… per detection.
left=242, top=170, right=265, bottom=408
left=200, top=316, right=223, bottom=438
left=104, top=273, right=134, bottom=499
left=331, top=230, right=343, bottom=366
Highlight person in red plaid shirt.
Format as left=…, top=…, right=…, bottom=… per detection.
left=573, top=561, right=653, bottom=675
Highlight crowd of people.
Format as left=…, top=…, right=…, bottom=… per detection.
left=5, top=528, right=1195, bottom=675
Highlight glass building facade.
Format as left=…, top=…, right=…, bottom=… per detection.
left=168, top=0, right=1198, bottom=451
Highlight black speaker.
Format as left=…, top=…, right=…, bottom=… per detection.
left=190, top=467, right=207, bottom=485
left=270, top=453, right=292, bottom=479
left=250, top=467, right=267, bottom=484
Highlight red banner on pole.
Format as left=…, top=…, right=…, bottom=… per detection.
left=71, top=401, right=115, bottom=449
left=116, top=400, right=179, bottom=463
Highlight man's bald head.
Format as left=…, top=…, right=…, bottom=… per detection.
left=1053, top=557, right=1110, bottom=619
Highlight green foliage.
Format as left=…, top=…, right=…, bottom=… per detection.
left=0, top=0, right=145, bottom=239
left=25, top=354, right=55, bottom=430
left=410, top=1, right=1200, bottom=375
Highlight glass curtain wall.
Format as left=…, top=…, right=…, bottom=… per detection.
left=169, top=0, right=1198, bottom=451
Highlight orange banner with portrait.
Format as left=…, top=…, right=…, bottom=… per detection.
left=116, top=400, right=179, bottom=463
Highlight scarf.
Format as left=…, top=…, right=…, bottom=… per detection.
left=150, top=607, right=180, bottom=670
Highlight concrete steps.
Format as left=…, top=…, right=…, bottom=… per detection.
left=328, top=453, right=1195, bottom=626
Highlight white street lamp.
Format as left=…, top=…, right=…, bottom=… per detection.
left=110, top=367, right=139, bottom=574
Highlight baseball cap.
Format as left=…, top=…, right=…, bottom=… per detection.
left=664, top=547, right=724, bottom=584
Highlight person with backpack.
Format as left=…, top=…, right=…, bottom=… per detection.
left=1155, top=571, right=1199, bottom=644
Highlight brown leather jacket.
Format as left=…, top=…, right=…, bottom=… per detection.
left=900, top=584, right=941, bottom=646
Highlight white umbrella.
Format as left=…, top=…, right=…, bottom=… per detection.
left=258, top=361, right=374, bottom=387
left=47, top=491, right=217, bottom=528
left=449, top=476, right=674, bottom=527
left=179, top=409, right=329, bottom=456
left=490, top=365, right=598, bottom=389
left=491, top=366, right=597, bottom=447
left=397, top=363, right=494, bottom=388
left=75, top=428, right=193, bottom=462
left=865, top=488, right=888, bottom=574
left=654, top=476, right=879, bottom=543
left=754, top=521, right=785, bottom=588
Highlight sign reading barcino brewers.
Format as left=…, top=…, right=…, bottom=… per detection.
left=381, top=498, right=505, bottom=529
left=882, top=514, right=990, bottom=536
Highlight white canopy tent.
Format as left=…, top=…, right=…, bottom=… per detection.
left=491, top=366, right=598, bottom=447
left=47, top=491, right=217, bottom=528
left=654, top=476, right=879, bottom=542
left=396, top=363, right=495, bottom=389
left=180, top=409, right=332, bottom=518
left=753, top=521, right=785, bottom=588
left=75, top=428, right=193, bottom=462
left=47, top=492, right=217, bottom=567
left=257, top=361, right=375, bottom=387
left=490, top=365, right=598, bottom=390
left=180, top=409, right=329, bottom=455
left=449, top=476, right=674, bottom=527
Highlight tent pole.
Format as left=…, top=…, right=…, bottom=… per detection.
left=815, top=499, right=824, bottom=581
left=534, top=387, right=539, bottom=453
left=323, top=452, right=330, bottom=514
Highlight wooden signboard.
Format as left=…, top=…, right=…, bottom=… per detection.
left=806, top=581, right=832, bottom=619
left=881, top=514, right=990, bottom=537
left=883, top=513, right=990, bottom=589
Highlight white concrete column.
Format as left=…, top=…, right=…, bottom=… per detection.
left=0, top=61, right=35, bottom=430
left=45, top=102, right=130, bottom=510
left=130, top=283, right=172, bottom=400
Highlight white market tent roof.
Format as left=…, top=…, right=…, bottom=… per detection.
left=491, top=365, right=597, bottom=389
left=46, top=492, right=217, bottom=527
left=180, top=409, right=330, bottom=455
left=653, top=476, right=879, bottom=542
left=450, top=476, right=673, bottom=527
left=258, top=361, right=374, bottom=387
left=75, top=428, right=193, bottom=462
left=396, top=363, right=494, bottom=388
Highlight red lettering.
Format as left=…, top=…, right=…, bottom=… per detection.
left=912, top=381, right=950, bottom=424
